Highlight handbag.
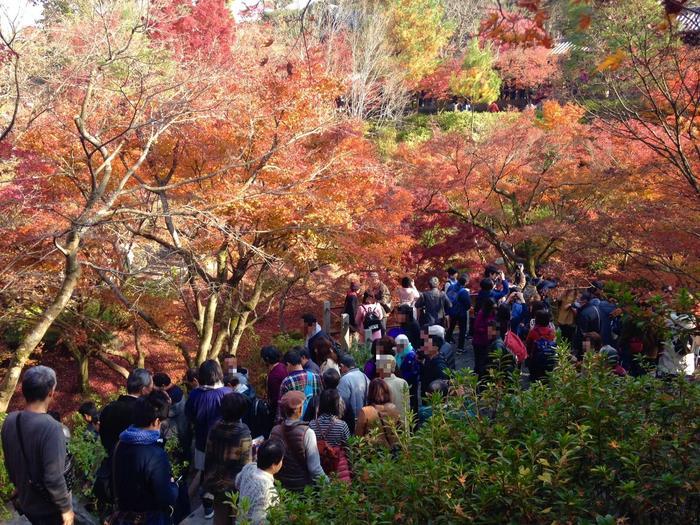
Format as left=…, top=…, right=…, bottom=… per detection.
left=16, top=412, right=75, bottom=501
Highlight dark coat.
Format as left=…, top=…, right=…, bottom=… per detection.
left=99, top=395, right=138, bottom=455
left=420, top=354, right=448, bottom=396
left=401, top=319, right=423, bottom=350
left=113, top=436, right=178, bottom=515
left=416, top=289, right=451, bottom=327
left=574, top=302, right=601, bottom=352
left=343, top=292, right=359, bottom=330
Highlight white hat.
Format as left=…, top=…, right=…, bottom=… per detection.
left=428, top=325, right=445, bottom=338
left=395, top=334, right=410, bottom=345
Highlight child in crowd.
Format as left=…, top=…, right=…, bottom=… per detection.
left=235, top=439, right=285, bottom=525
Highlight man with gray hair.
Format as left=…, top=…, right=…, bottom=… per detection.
left=93, top=368, right=152, bottom=507
left=415, top=276, right=452, bottom=327
left=99, top=368, right=153, bottom=456
left=1, top=365, right=74, bottom=525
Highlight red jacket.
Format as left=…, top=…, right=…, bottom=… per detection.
left=525, top=326, right=556, bottom=358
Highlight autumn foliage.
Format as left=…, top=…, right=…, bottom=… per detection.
left=0, top=0, right=698, bottom=408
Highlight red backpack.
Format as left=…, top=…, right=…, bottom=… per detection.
left=316, top=420, right=351, bottom=483
left=504, top=331, right=527, bottom=363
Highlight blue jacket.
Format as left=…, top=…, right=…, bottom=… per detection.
left=475, top=280, right=509, bottom=312
left=453, top=287, right=472, bottom=318
left=510, top=302, right=527, bottom=334
left=113, top=426, right=178, bottom=518
left=185, top=386, right=233, bottom=451
left=397, top=348, right=420, bottom=387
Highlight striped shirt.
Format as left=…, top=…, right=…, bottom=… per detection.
left=309, top=414, right=350, bottom=448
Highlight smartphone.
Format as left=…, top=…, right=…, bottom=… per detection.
left=251, top=436, right=265, bottom=460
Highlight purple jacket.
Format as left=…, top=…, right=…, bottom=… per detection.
left=185, top=385, right=233, bottom=451
left=473, top=310, right=495, bottom=347
left=267, top=362, right=288, bottom=412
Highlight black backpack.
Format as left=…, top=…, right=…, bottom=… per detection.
left=243, top=398, right=273, bottom=439
left=363, top=306, right=381, bottom=332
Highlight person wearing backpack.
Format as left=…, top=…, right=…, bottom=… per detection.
left=355, top=379, right=401, bottom=449
left=277, top=349, right=322, bottom=419
left=525, top=310, right=557, bottom=382
left=308, top=389, right=351, bottom=482
left=226, top=373, right=273, bottom=440
left=269, top=391, right=327, bottom=492
left=443, top=267, right=458, bottom=294
left=355, top=291, right=385, bottom=343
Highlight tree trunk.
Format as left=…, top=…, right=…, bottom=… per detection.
left=196, top=292, right=218, bottom=365
left=77, top=353, right=90, bottom=394
left=228, top=311, right=251, bottom=357
left=0, top=236, right=81, bottom=413
left=527, top=256, right=537, bottom=280
left=95, top=352, right=130, bottom=379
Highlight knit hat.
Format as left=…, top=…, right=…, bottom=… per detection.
left=279, top=390, right=305, bottom=412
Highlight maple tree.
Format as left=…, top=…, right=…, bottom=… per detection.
left=395, top=102, right=620, bottom=277
left=53, top=12, right=408, bottom=368
left=0, top=0, right=228, bottom=410
left=496, top=45, right=561, bottom=91
left=560, top=0, right=700, bottom=282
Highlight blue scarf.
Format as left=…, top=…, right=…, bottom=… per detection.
left=396, top=345, right=414, bottom=368
left=119, top=425, right=161, bottom=445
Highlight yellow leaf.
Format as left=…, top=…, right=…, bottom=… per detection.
left=538, top=472, right=553, bottom=484
left=597, top=49, right=626, bottom=72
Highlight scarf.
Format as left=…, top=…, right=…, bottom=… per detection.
left=395, top=345, right=414, bottom=368
left=119, top=425, right=161, bottom=446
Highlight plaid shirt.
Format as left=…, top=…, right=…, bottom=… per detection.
left=278, top=370, right=322, bottom=412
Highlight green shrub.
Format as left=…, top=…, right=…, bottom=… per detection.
left=347, top=341, right=372, bottom=370
left=271, top=332, right=305, bottom=353
left=67, top=415, right=106, bottom=499
left=164, top=435, right=189, bottom=480
left=269, top=352, right=700, bottom=524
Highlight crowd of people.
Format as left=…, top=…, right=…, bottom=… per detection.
left=2, top=265, right=698, bottom=525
